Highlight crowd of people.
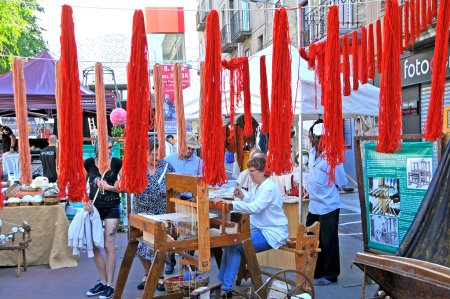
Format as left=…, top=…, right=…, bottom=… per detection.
left=0, top=121, right=347, bottom=299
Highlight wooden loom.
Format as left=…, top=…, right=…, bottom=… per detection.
left=113, top=173, right=263, bottom=299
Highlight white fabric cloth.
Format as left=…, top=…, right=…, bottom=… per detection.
left=232, top=178, right=288, bottom=249
left=68, top=207, right=103, bottom=257
left=307, top=148, right=348, bottom=215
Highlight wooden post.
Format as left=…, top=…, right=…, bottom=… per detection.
left=113, top=228, right=139, bottom=299
left=196, top=181, right=211, bottom=271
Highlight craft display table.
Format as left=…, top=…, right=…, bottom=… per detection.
left=0, top=205, right=77, bottom=269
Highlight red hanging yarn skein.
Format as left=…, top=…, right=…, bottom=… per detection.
left=266, top=7, right=293, bottom=175
left=424, top=0, right=450, bottom=141
left=360, top=26, right=368, bottom=84
left=94, top=63, right=110, bottom=174
left=415, top=0, right=421, bottom=37
left=174, top=63, right=188, bottom=155
left=58, top=5, right=87, bottom=201
left=376, top=19, right=383, bottom=74
left=13, top=58, right=32, bottom=185
left=404, top=0, right=410, bottom=49
left=376, top=0, right=403, bottom=153
left=198, top=62, right=205, bottom=145
left=120, top=10, right=149, bottom=193
left=153, top=64, right=166, bottom=160
left=352, top=31, right=360, bottom=90
left=260, top=56, right=270, bottom=133
left=367, top=24, right=375, bottom=80
left=342, top=35, right=351, bottom=96
left=410, top=0, right=417, bottom=45
left=202, top=10, right=227, bottom=186
left=421, top=0, right=428, bottom=31
left=320, top=5, right=346, bottom=184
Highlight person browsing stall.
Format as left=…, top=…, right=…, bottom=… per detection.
left=163, top=132, right=203, bottom=274
left=1, top=124, right=17, bottom=154
left=165, top=134, right=177, bottom=156
left=213, top=155, right=288, bottom=298
left=40, top=134, right=58, bottom=183
left=306, top=121, right=347, bottom=286
left=165, top=132, right=203, bottom=176
left=134, top=139, right=175, bottom=291
left=83, top=137, right=122, bottom=299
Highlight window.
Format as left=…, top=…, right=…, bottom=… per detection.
left=258, top=34, right=264, bottom=51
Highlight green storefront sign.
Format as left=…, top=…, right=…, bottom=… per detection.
left=364, top=142, right=433, bottom=253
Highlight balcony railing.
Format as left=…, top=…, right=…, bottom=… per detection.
left=196, top=0, right=209, bottom=31
left=301, top=0, right=362, bottom=47
left=221, top=24, right=237, bottom=53
left=229, top=10, right=251, bottom=43
left=196, top=11, right=206, bottom=31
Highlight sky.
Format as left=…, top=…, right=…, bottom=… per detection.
left=37, top=0, right=199, bottom=59
left=36, top=0, right=200, bottom=84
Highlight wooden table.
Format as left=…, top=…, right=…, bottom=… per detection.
left=0, top=205, right=78, bottom=269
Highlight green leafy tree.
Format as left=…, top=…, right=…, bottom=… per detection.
left=0, top=0, right=47, bottom=74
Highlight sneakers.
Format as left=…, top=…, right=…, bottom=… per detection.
left=86, top=282, right=106, bottom=297
left=99, top=286, right=114, bottom=299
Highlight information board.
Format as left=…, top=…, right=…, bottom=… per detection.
left=364, top=142, right=434, bottom=253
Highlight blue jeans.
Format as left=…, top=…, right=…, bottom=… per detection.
left=218, top=230, right=272, bottom=292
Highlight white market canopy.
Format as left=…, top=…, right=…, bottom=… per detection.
left=183, top=45, right=380, bottom=120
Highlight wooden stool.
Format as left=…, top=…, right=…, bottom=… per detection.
left=236, top=222, right=321, bottom=287
left=0, top=222, right=32, bottom=277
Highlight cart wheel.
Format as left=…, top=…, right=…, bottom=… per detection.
left=254, top=270, right=315, bottom=299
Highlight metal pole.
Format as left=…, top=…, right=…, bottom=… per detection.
left=297, top=0, right=304, bottom=224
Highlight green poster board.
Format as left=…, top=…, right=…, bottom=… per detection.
left=364, top=142, right=433, bottom=253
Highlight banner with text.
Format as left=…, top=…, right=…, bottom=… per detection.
left=161, top=64, right=190, bottom=121
left=364, top=142, right=434, bottom=253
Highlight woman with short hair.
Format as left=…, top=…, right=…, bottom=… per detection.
left=213, top=155, right=288, bottom=298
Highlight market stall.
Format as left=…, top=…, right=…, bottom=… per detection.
left=0, top=50, right=116, bottom=117
left=0, top=204, right=77, bottom=269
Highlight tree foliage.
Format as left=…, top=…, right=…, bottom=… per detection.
left=0, top=0, right=47, bottom=74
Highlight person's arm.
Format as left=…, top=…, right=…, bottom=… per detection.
left=232, top=185, right=274, bottom=214
left=9, top=134, right=16, bottom=153
left=334, top=164, right=348, bottom=188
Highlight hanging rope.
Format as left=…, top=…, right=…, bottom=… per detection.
left=320, top=5, right=346, bottom=184
left=415, top=0, right=421, bottom=38
left=153, top=64, right=166, bottom=160
left=260, top=55, right=270, bottom=133
left=95, top=63, right=110, bottom=174
left=266, top=7, right=293, bottom=175
left=58, top=5, right=87, bottom=202
left=120, top=10, right=149, bottom=193
left=174, top=63, right=188, bottom=155
left=376, top=0, right=402, bottom=153
left=360, top=26, right=368, bottom=84
left=202, top=10, right=227, bottom=186
left=12, top=58, right=32, bottom=185
left=424, top=0, right=449, bottom=141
